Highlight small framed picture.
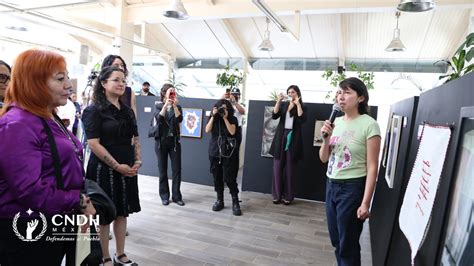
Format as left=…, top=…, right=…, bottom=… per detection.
left=180, top=108, right=203, bottom=138
left=313, top=120, right=325, bottom=146
left=385, top=114, right=404, bottom=188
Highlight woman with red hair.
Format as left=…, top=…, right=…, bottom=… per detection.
left=0, top=50, right=96, bottom=265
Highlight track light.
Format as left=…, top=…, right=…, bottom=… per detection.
left=397, top=0, right=435, bottom=12
left=252, top=0, right=299, bottom=42
left=385, top=11, right=406, bottom=52
left=163, top=0, right=189, bottom=20
left=258, top=17, right=274, bottom=51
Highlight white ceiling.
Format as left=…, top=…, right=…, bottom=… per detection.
left=0, top=0, right=472, bottom=71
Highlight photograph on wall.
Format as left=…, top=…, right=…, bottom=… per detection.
left=385, top=114, right=404, bottom=189
left=441, top=107, right=474, bottom=266
left=180, top=108, right=203, bottom=138
left=313, top=120, right=325, bottom=146
left=261, top=106, right=279, bottom=157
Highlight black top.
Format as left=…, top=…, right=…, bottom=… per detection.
left=269, top=102, right=307, bottom=160
left=208, top=115, right=238, bottom=158
left=153, top=103, right=183, bottom=148
left=82, top=101, right=138, bottom=147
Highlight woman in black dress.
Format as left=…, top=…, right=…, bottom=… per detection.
left=205, top=99, right=241, bottom=216
left=82, top=66, right=141, bottom=266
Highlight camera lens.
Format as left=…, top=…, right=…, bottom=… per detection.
left=218, top=107, right=226, bottom=116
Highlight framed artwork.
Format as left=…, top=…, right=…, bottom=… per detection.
left=261, top=106, right=279, bottom=157
left=384, top=114, right=404, bottom=189
left=313, top=120, right=325, bottom=146
left=180, top=108, right=203, bottom=138
left=440, top=106, right=474, bottom=266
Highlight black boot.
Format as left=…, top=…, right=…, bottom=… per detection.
left=212, top=192, right=224, bottom=211
left=232, top=196, right=242, bottom=216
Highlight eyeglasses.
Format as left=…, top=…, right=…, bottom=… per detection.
left=0, top=74, right=10, bottom=84
left=107, top=78, right=127, bottom=85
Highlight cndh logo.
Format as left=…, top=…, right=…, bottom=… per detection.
left=12, top=209, right=47, bottom=242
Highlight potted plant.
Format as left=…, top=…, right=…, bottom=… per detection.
left=322, top=63, right=375, bottom=99
left=216, top=65, right=244, bottom=91
left=438, top=32, right=474, bottom=83
left=167, top=70, right=187, bottom=97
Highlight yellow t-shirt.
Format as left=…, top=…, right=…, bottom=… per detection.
left=326, top=114, right=380, bottom=179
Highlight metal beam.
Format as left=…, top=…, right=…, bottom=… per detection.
left=0, top=1, right=170, bottom=57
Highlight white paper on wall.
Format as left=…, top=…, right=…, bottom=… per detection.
left=398, top=124, right=451, bottom=265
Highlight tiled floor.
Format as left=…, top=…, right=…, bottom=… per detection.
left=104, top=175, right=373, bottom=265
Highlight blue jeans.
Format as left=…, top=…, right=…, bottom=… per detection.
left=325, top=178, right=365, bottom=266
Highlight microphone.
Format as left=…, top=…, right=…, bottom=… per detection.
left=322, top=103, right=341, bottom=138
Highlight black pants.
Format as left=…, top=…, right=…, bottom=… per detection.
left=155, top=141, right=182, bottom=201
left=209, top=154, right=239, bottom=197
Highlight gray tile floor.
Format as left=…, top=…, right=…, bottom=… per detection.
left=105, top=175, right=373, bottom=265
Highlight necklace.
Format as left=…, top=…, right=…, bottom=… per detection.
left=52, top=118, right=84, bottom=162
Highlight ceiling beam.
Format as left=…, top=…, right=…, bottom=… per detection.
left=334, top=14, right=345, bottom=67
left=70, top=34, right=103, bottom=55
left=219, top=19, right=250, bottom=59
left=124, top=0, right=474, bottom=24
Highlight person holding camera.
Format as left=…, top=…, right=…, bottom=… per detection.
left=153, top=84, right=185, bottom=206
left=269, top=85, right=307, bottom=205
left=222, top=88, right=245, bottom=145
left=205, top=99, right=242, bottom=216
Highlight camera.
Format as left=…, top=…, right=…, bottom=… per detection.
left=217, top=106, right=226, bottom=116
left=87, top=70, right=99, bottom=83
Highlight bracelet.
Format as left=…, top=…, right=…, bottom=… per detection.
left=134, top=160, right=142, bottom=166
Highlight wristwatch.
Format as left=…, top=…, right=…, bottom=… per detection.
left=134, top=160, right=142, bottom=167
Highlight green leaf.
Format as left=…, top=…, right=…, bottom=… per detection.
left=466, top=47, right=474, bottom=62
left=463, top=63, right=474, bottom=75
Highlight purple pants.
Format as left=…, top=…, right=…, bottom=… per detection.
left=272, top=129, right=294, bottom=201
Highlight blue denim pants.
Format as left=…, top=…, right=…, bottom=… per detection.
left=325, top=177, right=366, bottom=266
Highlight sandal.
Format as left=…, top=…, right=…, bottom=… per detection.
left=102, top=257, right=112, bottom=266
left=282, top=199, right=291, bottom=205
left=114, top=253, right=138, bottom=265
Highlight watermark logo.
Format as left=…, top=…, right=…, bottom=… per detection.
left=12, top=208, right=47, bottom=242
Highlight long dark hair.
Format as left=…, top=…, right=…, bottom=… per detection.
left=286, top=85, right=303, bottom=117
left=92, top=66, right=124, bottom=110
left=338, top=77, right=370, bottom=115
left=101, top=55, right=128, bottom=77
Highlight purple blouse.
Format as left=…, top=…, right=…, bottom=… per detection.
left=0, top=105, right=84, bottom=218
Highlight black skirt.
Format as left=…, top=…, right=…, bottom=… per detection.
left=86, top=145, right=141, bottom=218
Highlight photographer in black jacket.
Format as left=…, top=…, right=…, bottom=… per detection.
left=153, top=84, right=185, bottom=206
left=205, top=99, right=241, bottom=216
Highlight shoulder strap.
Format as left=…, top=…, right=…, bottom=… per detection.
left=40, top=118, right=65, bottom=190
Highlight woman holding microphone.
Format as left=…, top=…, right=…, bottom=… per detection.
left=319, top=77, right=381, bottom=266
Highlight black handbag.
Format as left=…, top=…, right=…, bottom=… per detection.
left=148, top=113, right=160, bottom=138
left=217, top=122, right=237, bottom=158
left=41, top=117, right=117, bottom=225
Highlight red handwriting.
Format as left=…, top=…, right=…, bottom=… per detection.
left=415, top=160, right=431, bottom=216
